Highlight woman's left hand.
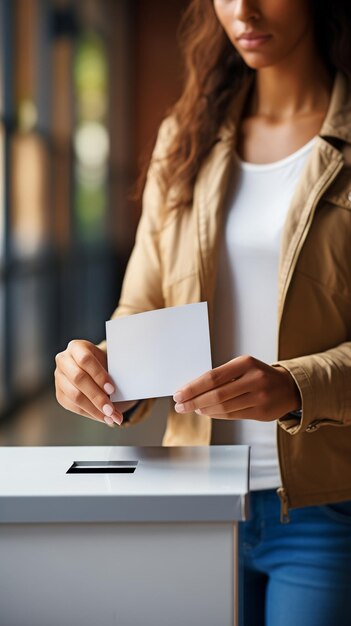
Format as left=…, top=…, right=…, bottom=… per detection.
left=173, top=355, right=301, bottom=422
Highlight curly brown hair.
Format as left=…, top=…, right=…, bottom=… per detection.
left=139, top=0, right=351, bottom=210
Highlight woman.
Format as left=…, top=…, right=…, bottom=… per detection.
left=55, top=1, right=351, bottom=624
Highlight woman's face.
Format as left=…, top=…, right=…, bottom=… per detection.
left=213, top=0, right=314, bottom=70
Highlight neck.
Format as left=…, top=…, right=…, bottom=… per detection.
left=251, top=38, right=333, bottom=120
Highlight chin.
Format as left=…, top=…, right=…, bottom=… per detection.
left=238, top=53, right=280, bottom=71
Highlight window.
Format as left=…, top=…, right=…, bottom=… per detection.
left=73, top=34, right=109, bottom=244
left=11, top=134, right=49, bottom=258
left=0, top=0, right=133, bottom=418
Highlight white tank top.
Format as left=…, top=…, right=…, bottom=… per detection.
left=211, top=136, right=317, bottom=490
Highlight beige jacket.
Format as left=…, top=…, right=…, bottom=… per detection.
left=105, top=70, right=351, bottom=518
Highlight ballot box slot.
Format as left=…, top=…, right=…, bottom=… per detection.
left=66, top=461, right=138, bottom=474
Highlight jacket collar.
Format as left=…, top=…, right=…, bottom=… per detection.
left=319, top=71, right=351, bottom=143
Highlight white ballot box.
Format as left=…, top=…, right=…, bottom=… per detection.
left=0, top=445, right=250, bottom=626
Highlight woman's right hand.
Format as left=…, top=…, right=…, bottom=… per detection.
left=54, top=340, right=135, bottom=427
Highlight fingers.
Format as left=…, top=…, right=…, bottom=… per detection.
left=194, top=392, right=254, bottom=417
left=55, top=385, right=97, bottom=421
left=54, top=340, right=123, bottom=426
left=172, top=355, right=280, bottom=421
left=67, top=340, right=112, bottom=393
left=174, top=376, right=251, bottom=414
left=56, top=386, right=117, bottom=427
left=56, top=372, right=120, bottom=426
left=211, top=407, right=263, bottom=421
left=173, top=355, right=255, bottom=403
left=58, top=353, right=120, bottom=419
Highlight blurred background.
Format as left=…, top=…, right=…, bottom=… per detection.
left=0, top=0, right=188, bottom=446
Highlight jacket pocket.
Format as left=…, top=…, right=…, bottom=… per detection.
left=294, top=173, right=351, bottom=300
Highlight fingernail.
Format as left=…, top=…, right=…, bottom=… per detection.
left=104, top=382, right=114, bottom=395
left=195, top=408, right=202, bottom=415
left=112, top=414, right=123, bottom=426
left=104, top=416, right=114, bottom=426
left=173, top=392, right=183, bottom=402
left=103, top=404, right=113, bottom=417
left=175, top=403, right=185, bottom=413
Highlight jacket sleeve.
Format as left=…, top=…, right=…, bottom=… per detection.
left=97, top=117, right=175, bottom=427
left=272, top=341, right=351, bottom=434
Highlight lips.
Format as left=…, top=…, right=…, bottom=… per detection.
left=237, top=32, right=272, bottom=50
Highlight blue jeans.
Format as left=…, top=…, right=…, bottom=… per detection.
left=239, top=490, right=351, bottom=626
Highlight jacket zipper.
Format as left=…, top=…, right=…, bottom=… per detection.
left=275, top=155, right=344, bottom=523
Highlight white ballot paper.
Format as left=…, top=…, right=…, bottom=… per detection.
left=106, top=302, right=212, bottom=402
